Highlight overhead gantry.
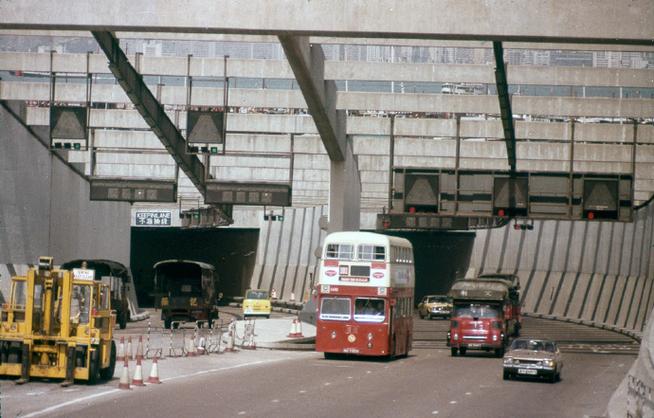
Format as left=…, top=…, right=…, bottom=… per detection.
left=1, top=0, right=652, bottom=231
left=278, top=35, right=360, bottom=231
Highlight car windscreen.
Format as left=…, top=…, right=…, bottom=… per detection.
left=320, top=297, right=351, bottom=321
left=427, top=296, right=449, bottom=303
left=453, top=303, right=500, bottom=318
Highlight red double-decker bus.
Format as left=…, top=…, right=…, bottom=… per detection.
left=316, top=231, right=415, bottom=358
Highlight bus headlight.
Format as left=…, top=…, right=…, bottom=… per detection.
left=331, top=331, right=337, bottom=339
left=367, top=332, right=373, bottom=341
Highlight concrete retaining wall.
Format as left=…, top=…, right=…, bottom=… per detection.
left=0, top=102, right=131, bottom=301
left=470, top=200, right=654, bottom=333
left=248, top=205, right=327, bottom=301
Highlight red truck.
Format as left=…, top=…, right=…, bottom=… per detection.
left=447, top=275, right=521, bottom=357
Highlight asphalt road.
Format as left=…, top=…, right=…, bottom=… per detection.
left=24, top=346, right=631, bottom=418
left=1, top=312, right=637, bottom=418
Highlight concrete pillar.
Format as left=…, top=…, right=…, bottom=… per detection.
left=328, top=137, right=361, bottom=232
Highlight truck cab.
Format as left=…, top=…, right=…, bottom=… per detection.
left=154, top=260, right=219, bottom=329
left=447, top=278, right=520, bottom=357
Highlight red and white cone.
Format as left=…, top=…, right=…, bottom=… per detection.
left=147, top=356, right=161, bottom=384
left=136, top=335, right=144, bottom=361
left=132, top=358, right=145, bottom=386
left=295, top=319, right=304, bottom=338
left=224, top=323, right=236, bottom=352
left=288, top=318, right=304, bottom=337
left=117, top=336, right=125, bottom=362
left=186, top=335, right=197, bottom=357
left=118, top=358, right=131, bottom=390
left=127, top=336, right=134, bottom=360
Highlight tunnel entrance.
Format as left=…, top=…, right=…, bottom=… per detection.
left=380, top=231, right=476, bottom=304
left=130, top=227, right=258, bottom=307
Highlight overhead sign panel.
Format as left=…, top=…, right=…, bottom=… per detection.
left=387, top=167, right=633, bottom=226
left=583, top=178, right=619, bottom=220
left=205, top=182, right=292, bottom=206
left=90, top=178, right=177, bottom=203
left=404, top=174, right=439, bottom=212
left=186, top=110, right=226, bottom=154
left=50, top=106, right=88, bottom=149
left=493, top=176, right=528, bottom=216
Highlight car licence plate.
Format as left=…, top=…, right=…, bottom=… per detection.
left=467, top=343, right=481, bottom=348
left=518, top=369, right=537, bottom=375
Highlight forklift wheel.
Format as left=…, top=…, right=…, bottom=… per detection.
left=119, top=314, right=127, bottom=330
left=87, top=349, right=100, bottom=385
left=100, top=341, right=116, bottom=381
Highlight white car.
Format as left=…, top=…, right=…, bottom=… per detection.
left=503, top=338, right=562, bottom=383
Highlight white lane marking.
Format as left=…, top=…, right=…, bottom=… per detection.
left=324, top=382, right=331, bottom=386
left=347, top=376, right=353, bottom=380
left=21, top=357, right=295, bottom=418
left=299, top=390, right=307, bottom=394
left=449, top=400, right=457, bottom=404
left=238, top=411, right=246, bottom=415
left=271, top=399, right=280, bottom=403
left=26, top=392, right=45, bottom=396
left=20, top=389, right=122, bottom=418
left=432, top=411, right=439, bottom=415
left=366, top=370, right=372, bottom=374
left=465, top=392, right=472, bottom=396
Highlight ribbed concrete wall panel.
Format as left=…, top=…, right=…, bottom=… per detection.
left=549, top=272, right=577, bottom=317
left=0, top=103, right=130, bottom=285
left=248, top=206, right=324, bottom=299
left=580, top=273, right=605, bottom=321
left=567, top=273, right=593, bottom=318
left=471, top=198, right=653, bottom=332
left=522, top=270, right=548, bottom=312
left=535, top=271, right=565, bottom=314
left=610, top=276, right=638, bottom=328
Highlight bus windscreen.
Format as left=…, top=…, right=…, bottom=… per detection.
left=320, top=297, right=351, bottom=321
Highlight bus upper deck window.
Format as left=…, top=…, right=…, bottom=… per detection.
left=325, top=243, right=354, bottom=260
left=358, top=245, right=386, bottom=261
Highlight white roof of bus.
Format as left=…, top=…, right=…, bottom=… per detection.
left=323, top=231, right=412, bottom=248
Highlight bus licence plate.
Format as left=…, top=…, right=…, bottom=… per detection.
left=518, top=369, right=537, bottom=375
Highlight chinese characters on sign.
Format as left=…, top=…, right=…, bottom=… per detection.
left=135, top=211, right=172, bottom=226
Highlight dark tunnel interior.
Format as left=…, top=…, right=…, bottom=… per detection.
left=130, top=227, right=259, bottom=306
left=378, top=230, right=476, bottom=304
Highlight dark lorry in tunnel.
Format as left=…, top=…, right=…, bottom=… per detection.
left=447, top=276, right=521, bottom=357
left=153, top=260, right=220, bottom=329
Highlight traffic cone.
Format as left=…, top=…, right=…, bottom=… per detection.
left=136, top=335, right=144, bottom=361
left=186, top=334, right=197, bottom=357
left=132, top=358, right=145, bottom=386
left=117, top=336, right=125, bottom=362
left=118, top=358, right=131, bottom=390
left=224, top=322, right=236, bottom=352
left=127, top=336, right=134, bottom=360
left=288, top=318, right=304, bottom=338
left=148, top=356, right=161, bottom=384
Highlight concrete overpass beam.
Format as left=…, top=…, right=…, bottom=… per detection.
left=279, top=35, right=359, bottom=231
left=278, top=35, right=346, bottom=161
left=329, top=138, right=361, bottom=232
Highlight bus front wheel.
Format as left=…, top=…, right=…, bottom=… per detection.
left=451, top=347, right=458, bottom=356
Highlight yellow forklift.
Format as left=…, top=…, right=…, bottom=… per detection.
left=0, top=257, right=116, bottom=385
